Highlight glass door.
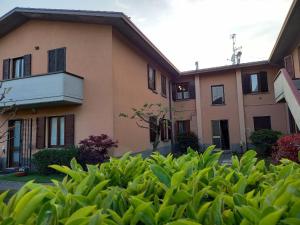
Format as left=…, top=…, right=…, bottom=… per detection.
left=8, top=120, right=22, bottom=167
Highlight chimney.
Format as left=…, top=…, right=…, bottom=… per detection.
left=195, top=61, right=199, bottom=70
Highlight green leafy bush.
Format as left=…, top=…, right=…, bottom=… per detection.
left=1, top=146, right=300, bottom=224
left=32, top=147, right=78, bottom=174
left=176, top=132, right=199, bottom=154
left=250, top=129, right=282, bottom=155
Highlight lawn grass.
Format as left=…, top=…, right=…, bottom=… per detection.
left=0, top=172, right=64, bottom=183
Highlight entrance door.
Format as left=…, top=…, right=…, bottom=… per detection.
left=212, top=120, right=230, bottom=150
left=7, top=120, right=22, bottom=167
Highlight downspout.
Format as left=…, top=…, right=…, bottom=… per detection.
left=168, top=79, right=174, bottom=152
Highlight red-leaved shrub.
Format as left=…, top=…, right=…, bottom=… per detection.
left=78, top=135, right=118, bottom=166
left=272, top=134, right=300, bottom=163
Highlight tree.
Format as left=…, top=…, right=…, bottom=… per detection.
left=119, top=103, right=171, bottom=151
left=0, top=83, right=16, bottom=143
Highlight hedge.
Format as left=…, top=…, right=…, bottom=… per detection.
left=1, top=146, right=300, bottom=224
left=32, top=147, right=78, bottom=174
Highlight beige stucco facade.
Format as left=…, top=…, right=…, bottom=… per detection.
left=175, top=64, right=290, bottom=152
left=0, top=19, right=174, bottom=168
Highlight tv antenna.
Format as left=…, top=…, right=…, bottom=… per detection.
left=229, top=34, right=242, bottom=64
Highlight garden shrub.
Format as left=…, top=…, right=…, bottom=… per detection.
left=32, top=146, right=78, bottom=175
left=176, top=132, right=199, bottom=154
left=250, top=129, right=282, bottom=155
left=2, top=146, right=300, bottom=224
left=78, top=134, right=118, bottom=166
left=272, top=133, right=300, bottom=163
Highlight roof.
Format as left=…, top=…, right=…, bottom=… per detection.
left=269, top=0, right=300, bottom=63
left=0, top=7, right=179, bottom=76
left=181, top=60, right=271, bottom=76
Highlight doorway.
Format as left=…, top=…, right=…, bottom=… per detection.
left=7, top=120, right=22, bottom=168
left=212, top=120, right=230, bottom=150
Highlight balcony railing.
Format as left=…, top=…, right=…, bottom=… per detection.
left=0, top=72, right=84, bottom=109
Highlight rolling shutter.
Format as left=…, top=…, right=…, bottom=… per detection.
left=65, top=114, right=75, bottom=147
left=2, top=59, right=10, bottom=80
left=23, top=54, right=31, bottom=77
left=36, top=117, right=46, bottom=149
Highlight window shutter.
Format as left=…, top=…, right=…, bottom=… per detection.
left=168, top=120, right=172, bottom=140
left=185, top=120, right=190, bottom=133
left=149, top=116, right=157, bottom=142
left=48, top=49, right=56, bottom=73
left=57, top=48, right=66, bottom=72
left=284, top=55, right=295, bottom=78
left=23, top=54, right=31, bottom=77
left=36, top=117, right=46, bottom=149
left=65, top=114, right=75, bottom=147
left=242, top=74, right=250, bottom=94
left=188, top=81, right=195, bottom=99
left=259, top=71, right=268, bottom=92
left=2, top=59, right=10, bottom=80
left=160, top=119, right=165, bottom=141
left=172, top=84, right=177, bottom=101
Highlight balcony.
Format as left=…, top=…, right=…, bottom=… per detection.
left=0, top=72, right=84, bottom=109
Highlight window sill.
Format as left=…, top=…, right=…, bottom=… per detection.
left=149, top=89, right=158, bottom=94
left=211, top=103, right=226, bottom=106
left=245, top=91, right=269, bottom=95
left=175, top=98, right=194, bottom=102
left=161, top=93, right=167, bottom=98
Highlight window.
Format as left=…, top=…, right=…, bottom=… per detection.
left=176, top=120, right=190, bottom=135
left=242, top=71, right=268, bottom=94
left=48, top=47, right=66, bottom=73
left=176, top=83, right=190, bottom=100
left=211, top=85, right=225, bottom=105
left=148, top=65, right=156, bottom=91
left=250, top=74, right=258, bottom=92
left=161, top=75, right=167, bottom=97
left=212, top=120, right=230, bottom=149
left=49, top=116, right=65, bottom=147
left=253, top=116, right=271, bottom=131
left=12, top=57, right=25, bottom=78
left=3, top=54, right=31, bottom=80
left=160, top=119, right=172, bottom=141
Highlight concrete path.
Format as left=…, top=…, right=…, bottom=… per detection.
left=0, top=180, right=25, bottom=190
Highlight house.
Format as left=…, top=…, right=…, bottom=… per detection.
left=0, top=8, right=177, bottom=169
left=0, top=0, right=299, bottom=170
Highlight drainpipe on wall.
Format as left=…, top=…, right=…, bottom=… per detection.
left=168, top=80, right=174, bottom=152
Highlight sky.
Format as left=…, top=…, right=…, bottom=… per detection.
left=0, top=0, right=294, bottom=71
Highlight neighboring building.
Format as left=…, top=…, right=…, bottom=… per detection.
left=175, top=61, right=288, bottom=152
left=0, top=0, right=299, bottom=170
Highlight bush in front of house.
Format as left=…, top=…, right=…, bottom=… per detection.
left=250, top=129, right=282, bottom=156
left=272, top=133, right=300, bottom=163
left=32, top=146, right=78, bottom=174
left=77, top=135, right=118, bottom=166
left=2, top=146, right=300, bottom=224
left=176, top=132, right=199, bottom=154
